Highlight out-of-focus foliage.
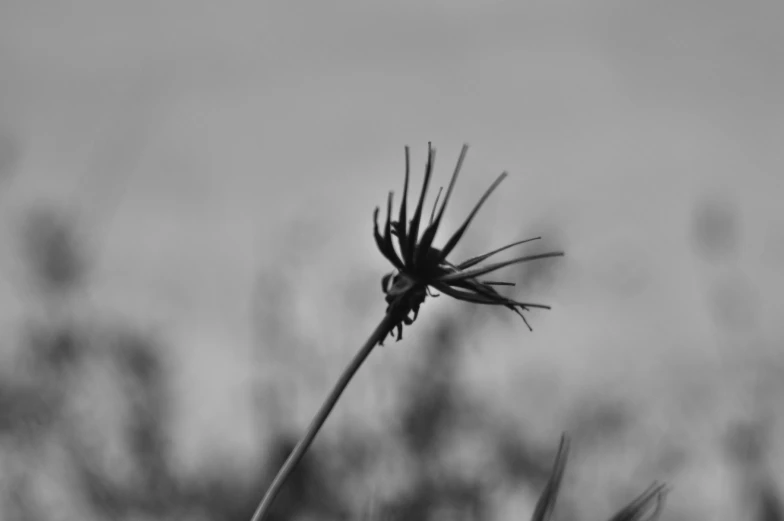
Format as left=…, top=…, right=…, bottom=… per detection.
left=691, top=198, right=739, bottom=264
left=21, top=206, right=87, bottom=297
left=0, top=205, right=271, bottom=520
left=1, top=190, right=782, bottom=521
left=0, top=205, right=660, bottom=521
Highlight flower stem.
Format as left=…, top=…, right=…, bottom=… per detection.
left=249, top=310, right=403, bottom=521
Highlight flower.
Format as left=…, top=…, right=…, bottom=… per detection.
left=374, top=143, right=564, bottom=344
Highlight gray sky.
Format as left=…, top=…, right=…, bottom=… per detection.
left=1, top=2, right=783, bottom=517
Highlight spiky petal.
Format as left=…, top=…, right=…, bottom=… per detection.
left=375, top=144, right=564, bottom=343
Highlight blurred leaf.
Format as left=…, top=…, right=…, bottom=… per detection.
left=707, top=275, right=758, bottom=333
left=568, top=399, right=631, bottom=448
left=21, top=205, right=85, bottom=295
left=756, top=483, right=784, bottom=521
left=0, top=380, right=57, bottom=441
left=606, top=483, right=668, bottom=521
left=23, top=322, right=82, bottom=377
left=691, top=197, right=739, bottom=262
left=397, top=317, right=463, bottom=456
left=530, top=434, right=570, bottom=521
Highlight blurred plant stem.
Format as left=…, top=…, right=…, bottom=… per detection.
left=249, top=309, right=404, bottom=521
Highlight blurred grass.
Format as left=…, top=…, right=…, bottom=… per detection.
left=0, top=187, right=781, bottom=520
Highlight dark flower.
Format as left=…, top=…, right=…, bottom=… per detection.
left=374, top=143, right=564, bottom=344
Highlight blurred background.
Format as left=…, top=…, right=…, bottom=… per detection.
left=1, top=1, right=783, bottom=520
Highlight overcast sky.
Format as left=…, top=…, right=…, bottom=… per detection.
left=1, top=2, right=783, bottom=516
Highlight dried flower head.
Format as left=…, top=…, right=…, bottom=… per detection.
left=374, top=143, right=564, bottom=344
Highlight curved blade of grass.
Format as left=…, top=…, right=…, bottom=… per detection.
left=457, top=237, right=542, bottom=270
left=530, top=434, right=570, bottom=521
left=607, top=483, right=669, bottom=521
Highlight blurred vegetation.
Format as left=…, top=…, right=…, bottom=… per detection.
left=1, top=201, right=267, bottom=520
left=691, top=196, right=783, bottom=521
left=0, top=170, right=781, bottom=521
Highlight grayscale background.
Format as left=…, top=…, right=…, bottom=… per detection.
left=1, top=1, right=782, bottom=520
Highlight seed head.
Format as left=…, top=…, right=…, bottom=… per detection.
left=374, top=143, right=564, bottom=344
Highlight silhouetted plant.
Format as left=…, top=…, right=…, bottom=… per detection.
left=0, top=142, right=676, bottom=521
left=251, top=143, right=668, bottom=521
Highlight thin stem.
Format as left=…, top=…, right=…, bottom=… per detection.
left=249, top=310, right=403, bottom=521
